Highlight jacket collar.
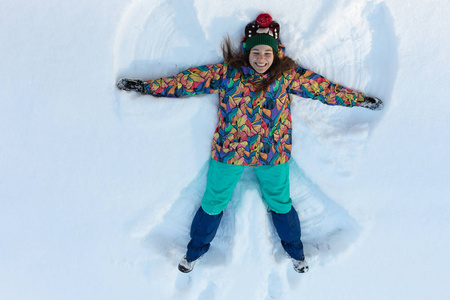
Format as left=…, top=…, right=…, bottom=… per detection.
left=242, top=66, right=270, bottom=81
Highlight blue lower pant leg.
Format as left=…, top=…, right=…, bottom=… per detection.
left=186, top=160, right=242, bottom=261
left=186, top=206, right=223, bottom=261
left=271, top=206, right=304, bottom=260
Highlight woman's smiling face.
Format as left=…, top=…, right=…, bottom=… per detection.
left=249, top=45, right=274, bottom=74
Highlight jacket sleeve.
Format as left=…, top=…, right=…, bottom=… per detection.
left=143, top=63, right=225, bottom=98
left=288, top=65, right=365, bottom=107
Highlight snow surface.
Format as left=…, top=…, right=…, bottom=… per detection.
left=1, top=0, right=450, bottom=299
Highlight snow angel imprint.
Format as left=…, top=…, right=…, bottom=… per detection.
left=117, top=13, right=383, bottom=274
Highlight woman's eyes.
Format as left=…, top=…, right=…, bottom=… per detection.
left=252, top=52, right=272, bottom=56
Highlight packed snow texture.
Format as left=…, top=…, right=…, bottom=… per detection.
left=1, top=0, right=449, bottom=299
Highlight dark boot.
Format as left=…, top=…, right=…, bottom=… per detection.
left=291, top=256, right=309, bottom=273
left=178, top=255, right=203, bottom=273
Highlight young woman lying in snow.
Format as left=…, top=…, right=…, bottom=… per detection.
left=117, top=13, right=382, bottom=274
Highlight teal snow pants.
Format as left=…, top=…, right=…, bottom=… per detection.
left=201, top=159, right=292, bottom=215
left=185, top=159, right=304, bottom=262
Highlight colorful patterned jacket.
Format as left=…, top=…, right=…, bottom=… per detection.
left=143, top=62, right=365, bottom=166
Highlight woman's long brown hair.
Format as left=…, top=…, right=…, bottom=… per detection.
left=221, top=36, right=297, bottom=91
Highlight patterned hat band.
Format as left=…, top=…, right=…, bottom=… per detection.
left=244, top=34, right=279, bottom=52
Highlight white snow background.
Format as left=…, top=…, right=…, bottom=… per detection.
left=1, top=0, right=449, bottom=299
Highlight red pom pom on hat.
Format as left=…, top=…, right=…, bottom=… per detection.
left=256, top=13, right=273, bottom=27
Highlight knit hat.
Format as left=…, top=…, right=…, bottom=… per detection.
left=243, top=13, right=280, bottom=53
